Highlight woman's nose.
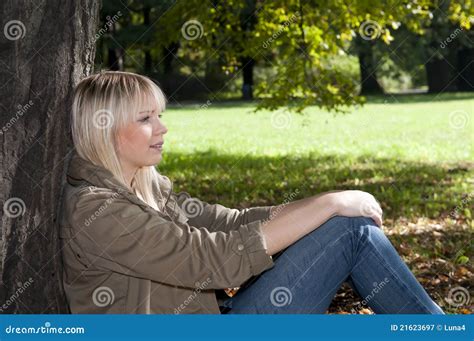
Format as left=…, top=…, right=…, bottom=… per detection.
left=160, top=124, right=168, bottom=135
left=153, top=118, right=167, bottom=135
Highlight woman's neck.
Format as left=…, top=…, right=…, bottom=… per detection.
left=121, top=163, right=139, bottom=189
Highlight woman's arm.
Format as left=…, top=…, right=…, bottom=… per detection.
left=261, top=190, right=383, bottom=256
left=69, top=188, right=275, bottom=289
left=171, top=191, right=275, bottom=233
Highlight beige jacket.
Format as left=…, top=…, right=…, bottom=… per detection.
left=60, top=152, right=275, bottom=314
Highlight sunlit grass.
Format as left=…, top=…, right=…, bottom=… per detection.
left=159, top=93, right=473, bottom=219
left=158, top=93, right=473, bottom=314
left=162, top=93, right=473, bottom=162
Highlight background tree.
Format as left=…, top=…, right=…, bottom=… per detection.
left=361, top=0, right=473, bottom=94
left=97, top=0, right=472, bottom=111
left=423, top=0, right=474, bottom=92
left=0, top=0, right=99, bottom=313
left=353, top=37, right=385, bottom=95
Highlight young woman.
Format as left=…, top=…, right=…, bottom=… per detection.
left=60, top=70, right=444, bottom=314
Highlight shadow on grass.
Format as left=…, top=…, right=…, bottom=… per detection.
left=159, top=150, right=473, bottom=220
left=160, top=150, right=473, bottom=314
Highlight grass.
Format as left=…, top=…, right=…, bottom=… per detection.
left=162, top=92, right=472, bottom=162
left=160, top=93, right=473, bottom=216
left=158, top=93, right=473, bottom=314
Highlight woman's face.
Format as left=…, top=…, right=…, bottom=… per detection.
left=115, top=104, right=168, bottom=173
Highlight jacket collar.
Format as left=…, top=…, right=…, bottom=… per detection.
left=67, top=151, right=173, bottom=211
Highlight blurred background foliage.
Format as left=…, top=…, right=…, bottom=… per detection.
left=96, top=0, right=473, bottom=112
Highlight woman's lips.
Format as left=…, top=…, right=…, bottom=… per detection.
left=150, top=142, right=163, bottom=150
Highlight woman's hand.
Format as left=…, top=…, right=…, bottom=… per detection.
left=330, top=190, right=383, bottom=227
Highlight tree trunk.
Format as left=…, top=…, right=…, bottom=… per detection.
left=425, top=51, right=458, bottom=93
left=425, top=57, right=456, bottom=93
left=0, top=0, right=99, bottom=313
left=241, top=57, right=255, bottom=100
left=357, top=39, right=384, bottom=95
left=108, top=47, right=123, bottom=70
left=143, top=5, right=152, bottom=74
left=162, top=42, right=179, bottom=75
left=107, top=14, right=124, bottom=71
left=239, top=0, right=257, bottom=100
left=457, top=48, right=474, bottom=92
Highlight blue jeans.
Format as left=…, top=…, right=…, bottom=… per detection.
left=220, top=216, right=445, bottom=314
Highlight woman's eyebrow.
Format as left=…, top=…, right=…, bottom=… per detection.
left=138, top=109, right=156, bottom=114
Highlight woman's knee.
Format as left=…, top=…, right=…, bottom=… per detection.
left=306, top=215, right=354, bottom=247
left=329, top=215, right=381, bottom=240
left=306, top=215, right=380, bottom=248
left=348, top=216, right=388, bottom=246
left=351, top=216, right=379, bottom=229
left=321, top=215, right=353, bottom=231
left=323, top=215, right=377, bottom=232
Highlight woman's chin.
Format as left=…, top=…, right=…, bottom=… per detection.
left=147, top=154, right=163, bottom=165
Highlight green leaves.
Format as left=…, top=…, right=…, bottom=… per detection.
left=101, top=0, right=473, bottom=111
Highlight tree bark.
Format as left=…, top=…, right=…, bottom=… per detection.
left=241, top=57, right=255, bottom=100
left=457, top=47, right=474, bottom=92
left=240, top=0, right=257, bottom=100
left=106, top=11, right=124, bottom=71
left=143, top=5, right=152, bottom=74
left=162, top=42, right=179, bottom=75
left=425, top=56, right=457, bottom=93
left=357, top=39, right=384, bottom=95
left=0, top=0, right=99, bottom=313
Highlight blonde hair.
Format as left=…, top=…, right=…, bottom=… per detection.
left=71, top=71, right=167, bottom=211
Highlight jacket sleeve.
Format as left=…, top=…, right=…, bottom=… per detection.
left=71, top=189, right=274, bottom=290
left=171, top=191, right=275, bottom=234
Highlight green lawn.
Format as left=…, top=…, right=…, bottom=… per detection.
left=162, top=93, right=472, bottom=161
left=159, top=93, right=473, bottom=314
left=160, top=93, right=473, bottom=219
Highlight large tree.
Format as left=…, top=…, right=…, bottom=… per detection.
left=0, top=0, right=99, bottom=313
left=158, top=0, right=474, bottom=111
left=162, top=0, right=432, bottom=112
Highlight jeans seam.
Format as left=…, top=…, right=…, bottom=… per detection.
left=352, top=222, right=435, bottom=313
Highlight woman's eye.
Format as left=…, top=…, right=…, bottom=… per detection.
left=138, top=113, right=162, bottom=122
